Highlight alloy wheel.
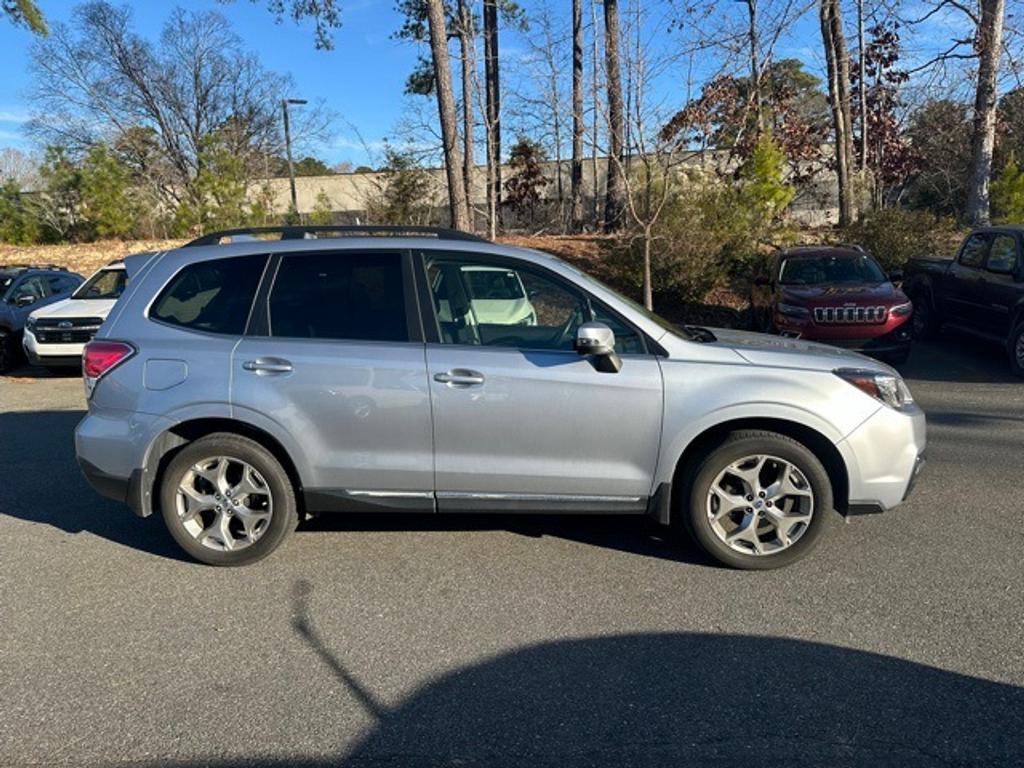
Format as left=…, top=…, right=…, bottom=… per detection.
left=705, top=454, right=815, bottom=556
left=175, top=456, right=273, bottom=552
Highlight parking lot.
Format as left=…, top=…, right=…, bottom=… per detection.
left=1, top=333, right=1022, bottom=767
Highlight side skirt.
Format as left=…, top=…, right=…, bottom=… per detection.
left=304, top=489, right=650, bottom=515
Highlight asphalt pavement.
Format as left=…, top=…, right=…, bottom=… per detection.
left=1, top=333, right=1022, bottom=767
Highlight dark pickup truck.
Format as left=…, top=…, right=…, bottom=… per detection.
left=904, top=226, right=1024, bottom=376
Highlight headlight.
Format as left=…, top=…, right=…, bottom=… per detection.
left=776, top=302, right=810, bottom=318
left=25, top=316, right=37, bottom=333
left=835, top=368, right=914, bottom=409
left=890, top=301, right=913, bottom=317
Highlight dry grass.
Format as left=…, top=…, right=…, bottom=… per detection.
left=0, top=239, right=186, bottom=278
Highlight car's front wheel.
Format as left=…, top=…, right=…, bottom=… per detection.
left=1010, top=321, right=1024, bottom=379
left=681, top=431, right=833, bottom=570
left=159, top=433, right=298, bottom=566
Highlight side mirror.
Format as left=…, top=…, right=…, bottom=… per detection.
left=14, top=294, right=36, bottom=308
left=574, top=322, right=622, bottom=373
left=754, top=274, right=771, bottom=287
left=889, top=268, right=904, bottom=283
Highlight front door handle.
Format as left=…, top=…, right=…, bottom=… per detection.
left=434, top=369, right=485, bottom=387
left=242, top=357, right=293, bottom=375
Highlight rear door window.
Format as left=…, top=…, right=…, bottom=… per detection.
left=268, top=252, right=410, bottom=342
left=151, top=254, right=267, bottom=335
left=958, top=234, right=990, bottom=268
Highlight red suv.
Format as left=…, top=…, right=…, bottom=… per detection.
left=751, top=246, right=914, bottom=364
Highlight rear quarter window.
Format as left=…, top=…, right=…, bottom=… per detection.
left=150, top=254, right=267, bottom=335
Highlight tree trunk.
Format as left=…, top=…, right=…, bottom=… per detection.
left=591, top=0, right=601, bottom=226
left=819, top=0, right=856, bottom=227
left=745, top=0, right=763, bottom=134
left=570, top=0, right=584, bottom=232
left=426, top=0, right=471, bottom=231
left=643, top=225, right=653, bottom=310
left=603, top=0, right=626, bottom=232
left=966, top=0, right=1006, bottom=226
left=457, top=0, right=475, bottom=227
left=856, top=0, right=867, bottom=171
left=483, top=0, right=501, bottom=235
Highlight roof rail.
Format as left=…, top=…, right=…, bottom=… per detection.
left=0, top=263, right=69, bottom=271
left=183, top=225, right=488, bottom=247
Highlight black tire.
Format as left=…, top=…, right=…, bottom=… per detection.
left=159, top=433, right=298, bottom=566
left=679, top=430, right=833, bottom=570
left=0, top=330, right=21, bottom=373
left=1009, top=322, right=1024, bottom=379
left=910, top=292, right=938, bottom=340
left=883, top=348, right=910, bottom=366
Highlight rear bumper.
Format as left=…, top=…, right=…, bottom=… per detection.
left=75, top=409, right=173, bottom=517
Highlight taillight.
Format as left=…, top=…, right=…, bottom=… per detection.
left=83, top=340, right=134, bottom=380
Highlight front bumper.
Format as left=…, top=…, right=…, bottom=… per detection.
left=837, top=402, right=927, bottom=512
left=774, top=314, right=913, bottom=355
left=22, top=330, right=85, bottom=367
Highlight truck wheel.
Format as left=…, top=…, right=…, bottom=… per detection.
left=159, top=433, right=298, bottom=566
left=1010, top=322, right=1024, bottom=378
left=680, top=430, right=833, bottom=570
left=0, top=330, right=20, bottom=373
left=910, top=293, right=937, bottom=340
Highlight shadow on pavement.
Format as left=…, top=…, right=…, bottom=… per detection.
left=124, top=578, right=1023, bottom=767
left=300, top=511, right=715, bottom=567
left=0, top=409, right=710, bottom=566
left=0, top=409, right=186, bottom=560
left=901, top=332, right=1018, bottom=384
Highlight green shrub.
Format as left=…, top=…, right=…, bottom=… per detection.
left=991, top=152, right=1024, bottom=223
left=839, top=208, right=961, bottom=271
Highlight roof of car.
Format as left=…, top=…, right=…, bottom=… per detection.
left=780, top=245, right=867, bottom=259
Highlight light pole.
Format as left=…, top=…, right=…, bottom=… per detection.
left=282, top=97, right=307, bottom=218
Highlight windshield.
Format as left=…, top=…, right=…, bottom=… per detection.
left=0, top=273, right=14, bottom=295
left=779, top=254, right=887, bottom=285
left=73, top=268, right=128, bottom=300
left=558, top=263, right=704, bottom=340
left=462, top=269, right=525, bottom=300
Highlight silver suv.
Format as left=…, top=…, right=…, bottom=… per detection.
left=75, top=226, right=926, bottom=569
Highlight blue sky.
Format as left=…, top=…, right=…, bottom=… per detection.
left=0, top=1, right=978, bottom=168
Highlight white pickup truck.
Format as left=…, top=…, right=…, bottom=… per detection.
left=23, top=262, right=128, bottom=370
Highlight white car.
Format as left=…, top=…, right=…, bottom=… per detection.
left=23, top=262, right=128, bottom=370
left=434, top=264, right=537, bottom=327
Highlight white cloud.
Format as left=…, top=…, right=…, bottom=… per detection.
left=0, top=108, right=30, bottom=124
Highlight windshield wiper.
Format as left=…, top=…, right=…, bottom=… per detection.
left=682, top=325, right=717, bottom=343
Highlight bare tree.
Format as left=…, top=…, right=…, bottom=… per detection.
left=603, top=0, right=626, bottom=231
left=426, top=0, right=471, bottom=230
left=571, top=0, right=585, bottom=231
left=0, top=148, right=38, bottom=188
left=966, top=0, right=1007, bottom=224
left=819, top=0, right=857, bottom=225
left=27, top=3, right=328, bottom=213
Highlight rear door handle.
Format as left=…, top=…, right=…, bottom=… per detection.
left=242, top=357, right=293, bottom=375
left=434, top=369, right=485, bottom=387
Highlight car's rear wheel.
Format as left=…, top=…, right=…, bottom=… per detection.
left=1010, top=322, right=1024, bottom=378
left=681, top=431, right=833, bottom=570
left=159, top=433, right=298, bottom=566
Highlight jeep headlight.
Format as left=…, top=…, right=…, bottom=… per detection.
left=776, top=302, right=810, bottom=318
left=25, top=316, right=37, bottom=333
left=835, top=368, right=914, bottom=409
left=890, top=301, right=913, bottom=317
